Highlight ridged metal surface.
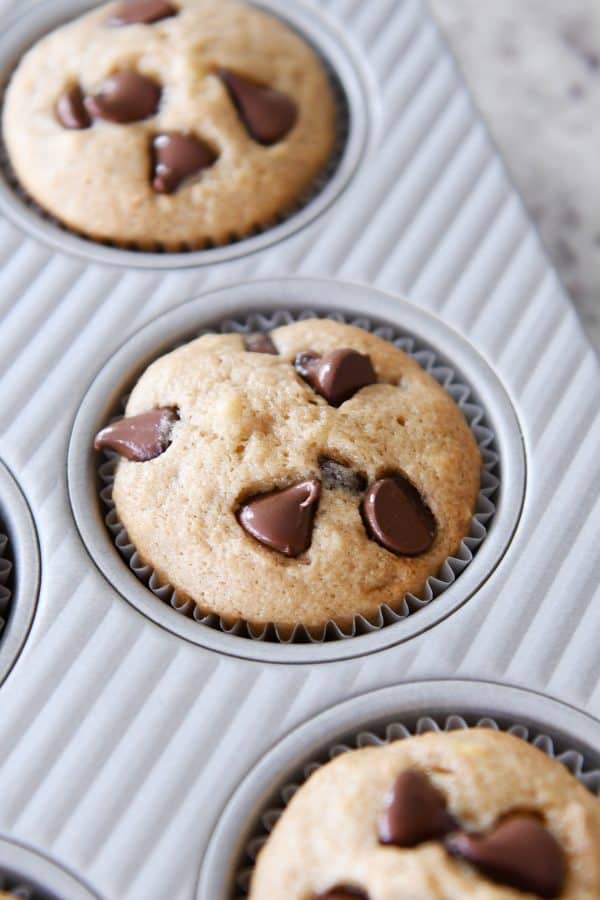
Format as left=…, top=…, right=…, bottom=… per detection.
left=0, top=0, right=598, bottom=897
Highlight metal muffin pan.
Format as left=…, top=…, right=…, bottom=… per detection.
left=68, top=279, right=523, bottom=663
left=0, top=837, right=99, bottom=900
left=199, top=680, right=600, bottom=899
left=0, top=0, right=370, bottom=269
left=0, top=459, right=39, bottom=687
left=0, top=0, right=598, bottom=897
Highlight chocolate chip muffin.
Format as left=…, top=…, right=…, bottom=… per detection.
left=2, top=0, right=337, bottom=249
left=249, top=729, right=600, bottom=899
left=94, top=319, right=481, bottom=634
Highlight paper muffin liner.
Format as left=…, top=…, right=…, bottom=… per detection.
left=0, top=31, right=349, bottom=254
left=236, top=713, right=600, bottom=896
left=0, top=527, right=13, bottom=644
left=97, top=309, right=499, bottom=644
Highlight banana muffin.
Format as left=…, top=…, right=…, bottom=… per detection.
left=94, top=319, right=481, bottom=634
left=250, top=729, right=600, bottom=899
left=3, top=0, right=337, bottom=249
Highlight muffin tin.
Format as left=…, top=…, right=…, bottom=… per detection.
left=0, top=838, right=98, bottom=899
left=0, top=0, right=598, bottom=897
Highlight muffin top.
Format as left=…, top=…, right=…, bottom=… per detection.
left=95, top=319, right=481, bottom=634
left=2, top=0, right=337, bottom=249
left=249, top=729, right=600, bottom=900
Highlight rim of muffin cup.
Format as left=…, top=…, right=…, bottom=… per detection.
left=0, top=460, right=39, bottom=688
left=0, top=837, right=100, bottom=899
left=68, top=279, right=526, bottom=663
left=195, top=680, right=600, bottom=899
left=0, top=0, right=370, bottom=268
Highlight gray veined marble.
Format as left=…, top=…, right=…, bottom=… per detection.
left=430, top=0, right=600, bottom=351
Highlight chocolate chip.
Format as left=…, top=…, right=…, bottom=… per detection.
left=107, top=0, right=177, bottom=26
left=56, top=85, right=91, bottom=130
left=294, top=348, right=377, bottom=407
left=446, top=815, right=566, bottom=898
left=237, top=479, right=321, bottom=557
left=94, top=408, right=178, bottom=461
left=317, top=889, right=369, bottom=900
left=378, top=769, right=456, bottom=848
left=362, top=475, right=436, bottom=556
left=218, top=69, right=297, bottom=145
left=244, top=333, right=278, bottom=355
left=318, top=457, right=367, bottom=493
left=151, top=132, right=217, bottom=193
left=85, top=71, right=161, bottom=123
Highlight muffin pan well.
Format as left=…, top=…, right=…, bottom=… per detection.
left=198, top=680, right=600, bottom=899
left=0, top=0, right=598, bottom=896
left=68, top=279, right=524, bottom=663
left=0, top=461, right=39, bottom=687
left=0, top=0, right=368, bottom=267
left=0, top=838, right=99, bottom=900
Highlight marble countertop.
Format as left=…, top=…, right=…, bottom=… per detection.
left=429, top=0, right=599, bottom=352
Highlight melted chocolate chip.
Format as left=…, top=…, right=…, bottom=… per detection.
left=378, top=770, right=456, bottom=848
left=218, top=68, right=297, bottom=144
left=107, top=0, right=177, bottom=26
left=318, top=457, right=367, bottom=493
left=317, top=889, right=369, bottom=900
left=446, top=815, right=565, bottom=898
left=151, top=132, right=217, bottom=193
left=244, top=333, right=278, bottom=355
left=362, top=475, right=436, bottom=556
left=85, top=71, right=161, bottom=123
left=94, top=408, right=178, bottom=461
left=295, top=348, right=377, bottom=407
left=237, top=479, right=321, bottom=557
left=56, top=85, right=91, bottom=129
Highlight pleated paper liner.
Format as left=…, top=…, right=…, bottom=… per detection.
left=236, top=713, right=600, bottom=897
left=0, top=14, right=350, bottom=255
left=0, top=526, right=12, bottom=645
left=97, top=309, right=499, bottom=644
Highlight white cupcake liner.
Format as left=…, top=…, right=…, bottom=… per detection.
left=0, top=528, right=12, bottom=643
left=0, top=34, right=349, bottom=254
left=236, top=713, right=600, bottom=896
left=97, top=309, right=500, bottom=643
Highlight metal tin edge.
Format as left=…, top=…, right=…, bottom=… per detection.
left=0, top=836, right=101, bottom=900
